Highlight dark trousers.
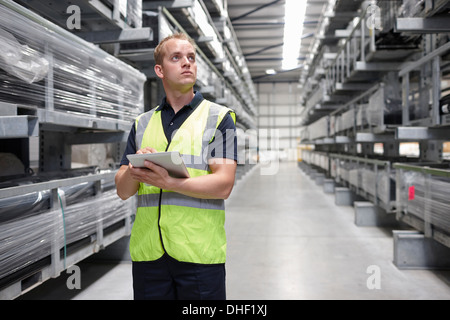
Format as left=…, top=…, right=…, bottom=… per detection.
left=132, top=254, right=226, bottom=300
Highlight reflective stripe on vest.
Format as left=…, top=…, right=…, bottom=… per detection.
left=130, top=99, right=235, bottom=264
left=137, top=192, right=225, bottom=210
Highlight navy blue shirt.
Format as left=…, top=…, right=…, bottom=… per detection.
left=120, top=91, right=237, bottom=166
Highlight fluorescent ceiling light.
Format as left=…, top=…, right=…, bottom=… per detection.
left=282, top=0, right=307, bottom=70
left=266, top=69, right=277, bottom=75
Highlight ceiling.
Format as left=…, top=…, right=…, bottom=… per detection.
left=227, top=0, right=328, bottom=83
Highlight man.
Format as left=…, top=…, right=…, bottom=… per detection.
left=115, top=33, right=237, bottom=300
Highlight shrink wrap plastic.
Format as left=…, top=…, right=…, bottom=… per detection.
left=0, top=3, right=145, bottom=122
left=399, top=170, right=450, bottom=233
left=302, top=151, right=395, bottom=207
left=0, top=181, right=98, bottom=223
left=367, top=85, right=402, bottom=128
left=127, top=0, right=142, bottom=28
left=361, top=168, right=394, bottom=205
left=308, top=116, right=329, bottom=140
left=0, top=188, right=130, bottom=282
left=0, top=27, right=49, bottom=84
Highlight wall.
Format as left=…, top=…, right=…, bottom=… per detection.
left=256, top=82, right=301, bottom=161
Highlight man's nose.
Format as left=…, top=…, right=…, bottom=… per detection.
left=182, top=56, right=191, bottom=66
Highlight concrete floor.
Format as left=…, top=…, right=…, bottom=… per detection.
left=19, top=161, right=450, bottom=300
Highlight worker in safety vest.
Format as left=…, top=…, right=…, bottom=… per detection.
left=115, top=33, right=237, bottom=300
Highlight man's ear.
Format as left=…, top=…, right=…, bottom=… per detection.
left=154, top=64, right=164, bottom=79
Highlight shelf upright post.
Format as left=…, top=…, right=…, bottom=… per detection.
left=401, top=72, right=410, bottom=126
left=431, top=56, right=441, bottom=126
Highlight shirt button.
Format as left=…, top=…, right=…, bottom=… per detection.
left=170, top=122, right=174, bottom=126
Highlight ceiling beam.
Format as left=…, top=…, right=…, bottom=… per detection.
left=230, top=0, right=284, bottom=22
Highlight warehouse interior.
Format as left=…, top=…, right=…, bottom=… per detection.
left=1, top=0, right=450, bottom=300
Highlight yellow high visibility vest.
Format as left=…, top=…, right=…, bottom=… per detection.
left=130, top=99, right=235, bottom=264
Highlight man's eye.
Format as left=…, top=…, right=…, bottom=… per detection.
left=171, top=56, right=179, bottom=61
left=188, top=56, right=195, bottom=62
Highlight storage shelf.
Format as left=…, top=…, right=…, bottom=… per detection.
left=298, top=0, right=450, bottom=260
left=0, top=1, right=143, bottom=299
left=394, top=162, right=450, bottom=248
left=14, top=0, right=142, bottom=30
left=301, top=150, right=396, bottom=212
left=0, top=171, right=135, bottom=300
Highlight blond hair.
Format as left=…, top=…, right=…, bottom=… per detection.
left=154, top=32, right=196, bottom=65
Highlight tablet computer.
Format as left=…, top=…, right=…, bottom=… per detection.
left=126, top=151, right=190, bottom=178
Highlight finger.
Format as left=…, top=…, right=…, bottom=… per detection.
left=144, top=161, right=167, bottom=176
left=144, top=160, right=157, bottom=170
left=142, top=147, right=157, bottom=154
left=136, top=147, right=153, bottom=154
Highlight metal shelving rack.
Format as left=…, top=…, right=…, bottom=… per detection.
left=15, top=0, right=149, bottom=39
left=0, top=172, right=135, bottom=300
left=394, top=162, right=450, bottom=248
left=298, top=0, right=450, bottom=264
left=0, top=0, right=144, bottom=299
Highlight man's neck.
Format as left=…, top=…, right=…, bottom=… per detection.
left=165, top=89, right=195, bottom=114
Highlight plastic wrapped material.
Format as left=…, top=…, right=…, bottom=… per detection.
left=349, top=167, right=360, bottom=189
left=302, top=149, right=312, bottom=164
left=309, top=152, right=328, bottom=171
left=196, top=54, right=211, bottom=89
left=0, top=28, right=49, bottom=84
left=361, top=167, right=395, bottom=205
left=333, top=115, right=341, bottom=135
left=0, top=181, right=97, bottom=223
left=319, top=154, right=329, bottom=171
left=339, top=160, right=352, bottom=183
left=398, top=0, right=426, bottom=18
left=329, top=115, right=336, bottom=136
left=398, top=167, right=450, bottom=234
left=0, top=190, right=52, bottom=223
left=0, top=188, right=131, bottom=284
left=0, top=3, right=145, bottom=123
left=299, top=127, right=309, bottom=142
left=0, top=208, right=55, bottom=283
left=306, top=79, right=327, bottom=111
left=367, top=85, right=402, bottom=128
left=188, top=0, right=224, bottom=60
left=377, top=0, right=401, bottom=31
left=336, top=108, right=355, bottom=133
left=127, top=0, right=142, bottom=28
left=356, top=104, right=368, bottom=128
left=308, top=116, right=329, bottom=140
left=330, top=158, right=338, bottom=178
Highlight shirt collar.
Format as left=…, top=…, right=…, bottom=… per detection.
left=156, top=91, right=204, bottom=112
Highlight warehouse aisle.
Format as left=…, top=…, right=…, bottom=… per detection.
left=225, top=161, right=450, bottom=300
left=20, top=162, right=450, bottom=300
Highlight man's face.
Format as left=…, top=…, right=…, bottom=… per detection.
left=157, top=39, right=197, bottom=92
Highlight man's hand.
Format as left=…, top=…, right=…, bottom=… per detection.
left=115, top=147, right=159, bottom=200
left=128, top=158, right=175, bottom=190
left=116, top=145, right=237, bottom=200
left=136, top=147, right=157, bottom=154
